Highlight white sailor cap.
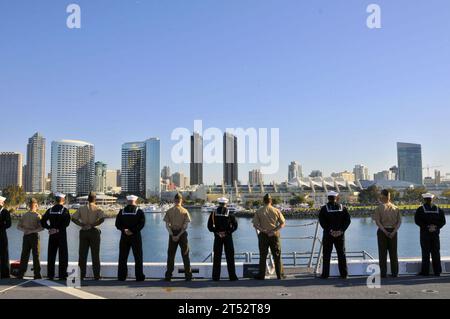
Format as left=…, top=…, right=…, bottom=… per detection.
left=54, top=192, right=66, bottom=199
left=327, top=191, right=339, bottom=197
left=422, top=193, right=435, bottom=199
left=0, top=196, right=6, bottom=202
left=127, top=195, right=139, bottom=201
left=217, top=197, right=229, bottom=204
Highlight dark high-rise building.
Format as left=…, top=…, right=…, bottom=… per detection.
left=121, top=142, right=146, bottom=197
left=223, top=132, right=238, bottom=186
left=0, top=152, right=23, bottom=190
left=190, top=132, right=203, bottom=185
left=397, top=142, right=423, bottom=185
left=121, top=138, right=161, bottom=198
left=25, top=132, right=46, bottom=193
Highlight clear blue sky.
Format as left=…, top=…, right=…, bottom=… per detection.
left=1, top=0, right=450, bottom=184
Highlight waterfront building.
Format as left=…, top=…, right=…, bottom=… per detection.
left=288, top=161, right=302, bottom=181
left=435, top=170, right=442, bottom=184
left=25, top=132, right=46, bottom=193
left=163, top=177, right=363, bottom=206
left=223, top=132, right=238, bottom=186
left=172, top=172, right=187, bottom=189
left=94, top=162, right=107, bottom=193
left=353, top=164, right=370, bottom=181
left=397, top=142, right=423, bottom=185
left=389, top=166, right=399, bottom=180
left=121, top=138, right=161, bottom=198
left=76, top=193, right=118, bottom=205
left=106, top=169, right=119, bottom=189
left=161, top=166, right=171, bottom=180
left=190, top=132, right=203, bottom=185
left=331, top=171, right=355, bottom=182
left=374, top=170, right=396, bottom=182
left=0, top=152, right=23, bottom=190
left=309, top=170, right=323, bottom=178
left=249, top=169, right=263, bottom=186
left=51, top=140, right=95, bottom=196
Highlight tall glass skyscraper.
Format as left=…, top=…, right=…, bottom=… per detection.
left=51, top=140, right=95, bottom=196
left=121, top=142, right=146, bottom=197
left=25, top=132, right=46, bottom=193
left=121, top=138, right=160, bottom=199
left=190, top=132, right=203, bottom=185
left=397, top=142, right=423, bottom=185
left=223, top=132, right=238, bottom=186
left=145, top=138, right=161, bottom=198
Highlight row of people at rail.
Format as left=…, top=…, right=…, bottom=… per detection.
left=0, top=189, right=445, bottom=281
left=0, top=192, right=285, bottom=281
left=318, top=190, right=446, bottom=279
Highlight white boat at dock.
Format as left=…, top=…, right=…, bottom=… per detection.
left=142, top=204, right=170, bottom=214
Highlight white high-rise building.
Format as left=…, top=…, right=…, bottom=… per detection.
left=94, top=162, right=107, bottom=193
left=353, top=164, right=370, bottom=181
left=249, top=169, right=263, bottom=186
left=25, top=132, right=46, bottom=193
left=288, top=161, right=302, bottom=181
left=51, top=140, right=95, bottom=196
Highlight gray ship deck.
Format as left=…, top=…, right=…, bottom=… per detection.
left=1, top=275, right=450, bottom=299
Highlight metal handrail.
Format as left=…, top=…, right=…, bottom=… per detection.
left=201, top=220, right=375, bottom=275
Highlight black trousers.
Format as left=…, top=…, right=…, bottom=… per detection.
left=213, top=234, right=237, bottom=280
left=79, top=229, right=101, bottom=279
left=377, top=229, right=398, bottom=277
left=420, top=231, right=442, bottom=275
left=165, top=232, right=192, bottom=279
left=118, top=233, right=145, bottom=281
left=322, top=233, right=348, bottom=278
left=47, top=232, right=68, bottom=279
left=0, top=232, right=9, bottom=278
left=19, top=233, right=41, bottom=277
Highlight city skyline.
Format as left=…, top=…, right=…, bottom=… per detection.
left=2, top=132, right=449, bottom=189
left=1, top=1, right=450, bottom=184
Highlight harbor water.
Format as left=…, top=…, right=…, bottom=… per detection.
left=5, top=210, right=450, bottom=262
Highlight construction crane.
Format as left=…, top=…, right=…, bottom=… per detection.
left=422, top=165, right=443, bottom=178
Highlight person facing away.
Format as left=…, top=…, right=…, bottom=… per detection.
left=41, top=193, right=71, bottom=280
left=71, top=192, right=105, bottom=280
left=252, top=194, right=286, bottom=280
left=17, top=198, right=44, bottom=279
left=415, top=193, right=446, bottom=277
left=115, top=195, right=146, bottom=281
left=164, top=193, right=192, bottom=282
left=318, top=191, right=351, bottom=279
left=373, top=189, right=401, bottom=278
left=207, top=197, right=238, bottom=281
left=0, top=196, right=11, bottom=279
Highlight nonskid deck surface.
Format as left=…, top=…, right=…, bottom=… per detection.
left=1, top=275, right=450, bottom=299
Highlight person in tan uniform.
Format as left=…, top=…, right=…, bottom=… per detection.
left=164, top=193, right=192, bottom=281
left=253, top=194, right=286, bottom=280
left=17, top=198, right=44, bottom=279
left=373, top=189, right=401, bottom=278
left=71, top=192, right=105, bottom=280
